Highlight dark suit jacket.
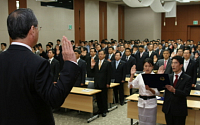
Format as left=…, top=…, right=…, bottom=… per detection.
left=122, top=56, right=136, bottom=75
left=155, top=49, right=164, bottom=60
left=0, top=45, right=80, bottom=125
left=147, top=51, right=157, bottom=62
left=162, top=73, right=192, bottom=116
left=182, top=59, right=197, bottom=85
left=54, top=52, right=64, bottom=70
left=121, top=51, right=126, bottom=61
left=85, top=55, right=99, bottom=77
left=91, top=59, right=111, bottom=89
left=74, top=58, right=86, bottom=87
left=111, top=60, right=126, bottom=83
left=50, top=58, right=60, bottom=82
left=105, top=54, right=115, bottom=61
left=135, top=52, right=149, bottom=71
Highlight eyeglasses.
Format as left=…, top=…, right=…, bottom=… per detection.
left=35, top=26, right=42, bottom=31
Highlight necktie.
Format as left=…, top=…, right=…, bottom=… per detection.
left=126, top=56, right=129, bottom=61
left=164, top=60, right=167, bottom=70
left=149, top=51, right=151, bottom=57
left=109, top=54, right=111, bottom=59
left=116, top=61, right=118, bottom=69
left=173, top=75, right=179, bottom=87
left=99, top=60, right=102, bottom=70
left=184, top=61, right=188, bottom=72
left=140, top=53, right=142, bottom=58
left=48, top=60, right=51, bottom=64
left=159, top=50, right=161, bottom=55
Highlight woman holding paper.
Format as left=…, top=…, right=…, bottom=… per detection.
left=128, top=58, right=163, bottom=125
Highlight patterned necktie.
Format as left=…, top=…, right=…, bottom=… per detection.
left=164, top=60, right=167, bottom=70
left=173, top=75, right=178, bottom=87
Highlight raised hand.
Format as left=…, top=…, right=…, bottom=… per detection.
left=130, top=65, right=136, bottom=75
left=157, top=65, right=165, bottom=74
left=91, top=58, right=96, bottom=68
left=62, top=36, right=77, bottom=62
left=171, top=52, right=176, bottom=58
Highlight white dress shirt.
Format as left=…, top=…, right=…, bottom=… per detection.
left=184, top=59, right=190, bottom=72
left=109, top=53, right=113, bottom=59
left=77, top=57, right=80, bottom=63
left=128, top=72, right=160, bottom=108
left=173, top=71, right=182, bottom=82
left=49, top=57, right=54, bottom=64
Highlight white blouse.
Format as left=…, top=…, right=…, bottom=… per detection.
left=128, top=72, right=160, bottom=108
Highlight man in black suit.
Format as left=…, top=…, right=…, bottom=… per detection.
left=122, top=48, right=136, bottom=75
left=101, top=40, right=108, bottom=54
left=85, top=48, right=99, bottom=78
left=155, top=43, right=164, bottom=60
left=147, top=44, right=157, bottom=62
left=56, top=39, right=62, bottom=51
left=135, top=45, right=148, bottom=71
left=120, top=45, right=126, bottom=60
left=0, top=43, right=7, bottom=53
left=74, top=49, right=86, bottom=87
left=105, top=47, right=115, bottom=62
left=162, top=56, right=192, bottom=125
left=48, top=49, right=60, bottom=83
left=183, top=49, right=197, bottom=89
left=0, top=8, right=80, bottom=125
left=91, top=50, right=111, bottom=117
left=111, top=52, right=126, bottom=105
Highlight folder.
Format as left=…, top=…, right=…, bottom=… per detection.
left=142, top=74, right=170, bottom=89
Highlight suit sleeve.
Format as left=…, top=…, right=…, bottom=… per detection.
left=175, top=76, right=192, bottom=97
left=81, top=61, right=86, bottom=84
left=35, top=60, right=80, bottom=108
left=107, top=62, right=112, bottom=85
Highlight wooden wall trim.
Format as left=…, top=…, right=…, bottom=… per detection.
left=161, top=4, right=200, bottom=44
left=99, top=1, right=107, bottom=42
left=118, top=5, right=124, bottom=42
left=74, top=0, right=85, bottom=45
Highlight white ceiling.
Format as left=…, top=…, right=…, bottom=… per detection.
left=99, top=0, right=200, bottom=6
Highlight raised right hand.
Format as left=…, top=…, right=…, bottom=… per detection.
left=91, top=58, right=96, bottom=67
left=130, top=65, right=136, bottom=75
left=62, top=36, right=77, bottom=62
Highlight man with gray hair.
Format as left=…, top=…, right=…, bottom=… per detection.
left=0, top=8, right=80, bottom=125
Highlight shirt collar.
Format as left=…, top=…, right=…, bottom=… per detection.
left=77, top=57, right=80, bottom=63
left=184, top=59, right=190, bottom=62
left=99, top=58, right=105, bottom=63
left=174, top=71, right=182, bottom=77
left=49, top=57, right=54, bottom=62
left=11, top=42, right=32, bottom=51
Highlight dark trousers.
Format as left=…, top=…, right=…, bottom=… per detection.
left=165, top=113, right=186, bottom=125
left=113, top=83, right=124, bottom=104
left=96, top=88, right=108, bottom=113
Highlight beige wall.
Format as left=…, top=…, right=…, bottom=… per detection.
left=107, top=3, right=118, bottom=41
left=27, top=0, right=74, bottom=47
left=85, top=0, right=99, bottom=41
left=0, top=0, right=10, bottom=46
left=125, top=7, right=161, bottom=41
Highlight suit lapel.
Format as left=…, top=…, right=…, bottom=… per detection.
left=175, top=73, right=184, bottom=88
left=185, top=60, right=192, bottom=73
left=169, top=73, right=174, bottom=86
left=99, top=60, right=106, bottom=71
left=117, top=61, right=122, bottom=70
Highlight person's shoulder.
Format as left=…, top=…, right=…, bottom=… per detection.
left=182, top=72, right=191, bottom=79
left=80, top=58, right=86, bottom=63
left=53, top=58, right=59, bottom=63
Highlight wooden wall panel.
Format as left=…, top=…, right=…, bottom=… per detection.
left=161, top=4, right=200, bottom=44
left=99, top=1, right=107, bottom=42
left=74, top=0, right=85, bottom=45
left=118, top=5, right=124, bottom=42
